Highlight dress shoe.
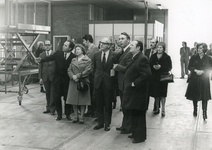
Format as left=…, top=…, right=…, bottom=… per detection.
left=55, top=116, right=62, bottom=121
left=66, top=116, right=72, bottom=121
left=104, top=126, right=110, bottom=131
left=128, top=135, right=134, bottom=139
left=161, top=111, right=165, bottom=117
left=116, top=127, right=123, bottom=131
left=153, top=109, right=160, bottom=115
left=121, top=129, right=132, bottom=134
left=132, top=139, right=145, bottom=144
left=180, top=76, right=184, bottom=79
left=43, top=110, right=50, bottom=114
left=91, top=113, right=97, bottom=118
left=72, top=118, right=79, bottom=123
left=93, top=124, right=104, bottom=130
left=79, top=119, right=84, bottom=124
left=50, top=112, right=55, bottom=115
left=84, top=112, right=91, bottom=117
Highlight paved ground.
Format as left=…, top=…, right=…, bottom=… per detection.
left=0, top=78, right=212, bottom=150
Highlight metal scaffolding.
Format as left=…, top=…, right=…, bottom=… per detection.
left=0, top=0, right=51, bottom=105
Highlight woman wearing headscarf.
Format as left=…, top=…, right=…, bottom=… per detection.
left=66, top=44, right=92, bottom=124
left=149, top=42, right=172, bottom=117
left=185, top=43, right=212, bottom=120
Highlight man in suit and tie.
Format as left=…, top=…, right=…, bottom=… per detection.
left=93, top=37, right=118, bottom=131
left=123, top=40, right=151, bottom=143
left=113, top=32, right=133, bottom=134
left=37, top=40, right=76, bottom=121
left=144, top=38, right=158, bottom=59
left=39, top=40, right=55, bottom=115
left=82, top=34, right=99, bottom=118
left=144, top=38, right=159, bottom=113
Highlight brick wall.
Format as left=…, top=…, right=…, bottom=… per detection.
left=51, top=4, right=89, bottom=43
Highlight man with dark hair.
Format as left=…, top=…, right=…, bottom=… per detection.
left=36, top=40, right=76, bottom=121
left=145, top=38, right=159, bottom=113
left=39, top=40, right=55, bottom=115
left=113, top=32, right=133, bottom=134
left=123, top=40, right=151, bottom=143
left=82, top=34, right=99, bottom=118
left=180, top=41, right=190, bottom=79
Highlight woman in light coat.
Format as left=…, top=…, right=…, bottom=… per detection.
left=66, top=44, right=92, bottom=124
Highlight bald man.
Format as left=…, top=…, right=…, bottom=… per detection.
left=93, top=37, right=119, bottom=131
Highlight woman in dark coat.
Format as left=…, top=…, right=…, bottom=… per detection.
left=66, top=44, right=92, bottom=124
left=185, top=43, right=212, bottom=120
left=149, top=42, right=172, bottom=117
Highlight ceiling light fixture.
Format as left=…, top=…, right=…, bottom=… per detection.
left=157, top=4, right=163, bottom=10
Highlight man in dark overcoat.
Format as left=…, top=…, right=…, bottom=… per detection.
left=113, top=32, right=133, bottom=134
left=123, top=40, right=152, bottom=143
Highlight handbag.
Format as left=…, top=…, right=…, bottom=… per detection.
left=160, top=72, right=174, bottom=83
left=77, top=73, right=88, bottom=91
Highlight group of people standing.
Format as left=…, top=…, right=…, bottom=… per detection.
left=35, top=32, right=212, bottom=144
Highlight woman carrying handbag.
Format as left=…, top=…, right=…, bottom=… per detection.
left=66, top=44, right=92, bottom=124
left=149, top=42, right=172, bottom=117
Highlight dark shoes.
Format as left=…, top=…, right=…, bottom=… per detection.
left=43, top=110, right=50, bottom=114
left=153, top=109, right=160, bottom=115
left=116, top=127, right=123, bottom=131
left=94, top=124, right=104, bottom=130
left=104, top=125, right=110, bottom=131
left=66, top=116, right=72, bottom=121
left=72, top=118, right=79, bottom=123
left=132, top=139, right=145, bottom=144
left=128, top=135, right=134, bottom=139
left=121, top=129, right=132, bottom=134
left=55, top=116, right=62, bottom=121
left=84, top=112, right=91, bottom=117
left=180, top=76, right=184, bottom=79
left=50, top=112, right=55, bottom=115
left=161, top=111, right=165, bottom=117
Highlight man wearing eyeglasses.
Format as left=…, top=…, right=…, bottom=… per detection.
left=39, top=40, right=55, bottom=115
left=93, top=37, right=118, bottom=131
left=113, top=32, right=133, bottom=134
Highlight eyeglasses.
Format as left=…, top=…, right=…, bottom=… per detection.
left=100, top=42, right=111, bottom=45
left=45, top=44, right=51, bottom=46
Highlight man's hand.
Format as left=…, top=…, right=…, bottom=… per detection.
left=72, top=75, right=78, bottom=80
left=35, top=57, right=41, bottom=63
left=39, top=79, right=43, bottom=84
left=153, top=64, right=161, bottom=70
left=113, top=64, right=118, bottom=69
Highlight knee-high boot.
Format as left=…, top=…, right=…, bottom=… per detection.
left=193, top=100, right=198, bottom=117
left=202, top=100, right=208, bottom=120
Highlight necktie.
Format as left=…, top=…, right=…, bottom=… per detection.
left=64, top=53, right=67, bottom=59
left=102, top=52, right=106, bottom=66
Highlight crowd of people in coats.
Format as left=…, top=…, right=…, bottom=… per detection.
left=35, top=32, right=212, bottom=144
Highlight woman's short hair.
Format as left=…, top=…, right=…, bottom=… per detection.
left=75, top=44, right=86, bottom=55
left=156, top=42, right=166, bottom=51
left=197, top=43, right=208, bottom=53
